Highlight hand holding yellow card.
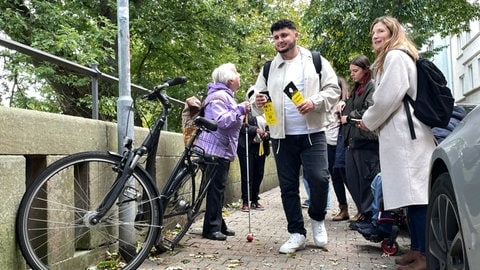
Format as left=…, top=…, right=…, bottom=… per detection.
left=283, top=81, right=304, bottom=106
left=260, top=91, right=277, bottom=125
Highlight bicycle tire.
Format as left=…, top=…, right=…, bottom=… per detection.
left=156, top=158, right=215, bottom=252
left=16, top=151, right=161, bottom=270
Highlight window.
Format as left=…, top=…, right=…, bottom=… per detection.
left=460, top=75, right=465, bottom=95
left=468, top=64, right=473, bottom=90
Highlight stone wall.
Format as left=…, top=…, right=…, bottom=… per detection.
left=0, top=106, right=278, bottom=268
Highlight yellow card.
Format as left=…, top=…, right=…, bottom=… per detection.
left=263, top=101, right=277, bottom=125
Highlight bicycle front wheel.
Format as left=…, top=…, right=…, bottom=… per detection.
left=16, top=151, right=161, bottom=270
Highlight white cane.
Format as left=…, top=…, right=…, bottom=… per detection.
left=245, top=112, right=254, bottom=242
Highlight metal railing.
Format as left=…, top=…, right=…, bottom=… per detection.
left=0, top=37, right=184, bottom=119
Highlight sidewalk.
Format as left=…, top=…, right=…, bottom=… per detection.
left=140, top=184, right=409, bottom=269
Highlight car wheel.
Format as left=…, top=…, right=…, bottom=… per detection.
left=426, top=172, right=469, bottom=270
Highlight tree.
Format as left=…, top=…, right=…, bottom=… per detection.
left=0, top=0, right=308, bottom=131
left=0, top=0, right=118, bottom=118
left=303, top=0, right=480, bottom=80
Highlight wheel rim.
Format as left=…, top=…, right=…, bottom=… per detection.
left=17, top=153, right=160, bottom=270
left=428, top=193, right=467, bottom=269
left=158, top=169, right=197, bottom=251
left=381, top=239, right=398, bottom=255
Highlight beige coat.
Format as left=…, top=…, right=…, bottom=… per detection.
left=251, top=46, right=340, bottom=139
left=362, top=50, right=436, bottom=210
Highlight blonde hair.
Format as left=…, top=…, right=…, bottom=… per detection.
left=370, top=16, right=418, bottom=73
left=212, top=63, right=239, bottom=85
left=337, top=76, right=350, bottom=100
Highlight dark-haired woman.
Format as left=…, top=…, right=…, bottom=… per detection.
left=341, top=55, right=379, bottom=230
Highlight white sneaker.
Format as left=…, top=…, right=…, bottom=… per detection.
left=311, top=219, right=328, bottom=247
left=279, top=233, right=306, bottom=253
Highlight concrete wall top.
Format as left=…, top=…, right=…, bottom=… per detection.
left=0, top=106, right=117, bottom=155
left=0, top=106, right=188, bottom=156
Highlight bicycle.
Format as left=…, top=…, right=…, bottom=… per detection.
left=16, top=77, right=227, bottom=270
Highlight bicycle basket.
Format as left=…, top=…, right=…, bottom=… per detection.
left=194, top=131, right=229, bottom=158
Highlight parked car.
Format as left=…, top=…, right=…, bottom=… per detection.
left=427, top=104, right=480, bottom=269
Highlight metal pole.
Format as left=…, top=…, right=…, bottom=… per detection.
left=117, top=0, right=135, bottom=257
left=91, top=64, right=99, bottom=120
left=117, top=0, right=133, bottom=148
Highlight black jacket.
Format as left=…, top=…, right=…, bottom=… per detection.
left=343, top=80, right=378, bottom=149
left=238, top=112, right=270, bottom=156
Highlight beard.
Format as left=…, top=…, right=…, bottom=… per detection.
left=276, top=41, right=296, bottom=54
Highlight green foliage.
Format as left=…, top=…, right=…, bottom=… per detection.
left=0, top=0, right=117, bottom=117
left=1, top=0, right=307, bottom=132
left=303, top=0, right=480, bottom=80
left=2, top=0, right=479, bottom=132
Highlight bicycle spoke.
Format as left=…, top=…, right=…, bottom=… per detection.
left=17, top=152, right=160, bottom=270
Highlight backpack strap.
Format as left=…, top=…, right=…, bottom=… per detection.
left=263, top=51, right=322, bottom=85
left=403, top=96, right=416, bottom=140
left=262, top=60, right=272, bottom=85
left=397, top=49, right=417, bottom=140
left=311, top=51, right=322, bottom=80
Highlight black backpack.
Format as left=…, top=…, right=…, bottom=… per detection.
left=400, top=50, right=455, bottom=140
left=263, top=51, right=322, bottom=84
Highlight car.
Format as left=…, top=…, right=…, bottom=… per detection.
left=427, top=104, right=480, bottom=269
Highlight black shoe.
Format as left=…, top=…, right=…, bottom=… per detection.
left=354, top=220, right=375, bottom=230
left=357, top=223, right=377, bottom=237
left=221, top=228, right=235, bottom=236
left=349, top=215, right=371, bottom=230
left=202, top=231, right=227, bottom=241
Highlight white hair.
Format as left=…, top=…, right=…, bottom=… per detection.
left=212, top=63, right=238, bottom=85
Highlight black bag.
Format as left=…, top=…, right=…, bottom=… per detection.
left=401, top=50, right=455, bottom=139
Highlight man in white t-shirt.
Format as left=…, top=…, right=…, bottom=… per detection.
left=251, top=19, right=340, bottom=253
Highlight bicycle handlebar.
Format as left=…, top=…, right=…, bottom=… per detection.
left=143, top=76, right=188, bottom=103
left=154, top=77, right=188, bottom=90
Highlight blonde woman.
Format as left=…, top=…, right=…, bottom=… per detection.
left=357, top=16, right=436, bottom=270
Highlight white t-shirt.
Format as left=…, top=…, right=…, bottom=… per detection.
left=283, top=54, right=322, bottom=135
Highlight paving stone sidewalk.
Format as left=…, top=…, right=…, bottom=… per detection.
left=140, top=184, right=410, bottom=270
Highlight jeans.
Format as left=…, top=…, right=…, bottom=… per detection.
left=407, top=205, right=427, bottom=255
left=328, top=143, right=347, bottom=206
left=272, top=132, right=329, bottom=236
left=302, top=176, right=331, bottom=209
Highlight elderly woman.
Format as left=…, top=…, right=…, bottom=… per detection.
left=196, top=62, right=249, bottom=241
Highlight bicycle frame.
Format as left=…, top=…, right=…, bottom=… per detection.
left=16, top=76, right=228, bottom=269
left=156, top=123, right=221, bottom=250
left=160, top=126, right=215, bottom=205
left=91, top=78, right=182, bottom=224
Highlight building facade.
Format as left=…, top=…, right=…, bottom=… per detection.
left=431, top=19, right=480, bottom=105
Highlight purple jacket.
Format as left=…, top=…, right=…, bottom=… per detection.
left=196, top=82, right=246, bottom=161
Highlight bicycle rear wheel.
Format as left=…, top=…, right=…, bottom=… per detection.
left=157, top=159, right=215, bottom=252
left=16, top=151, right=161, bottom=270
left=157, top=167, right=198, bottom=252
